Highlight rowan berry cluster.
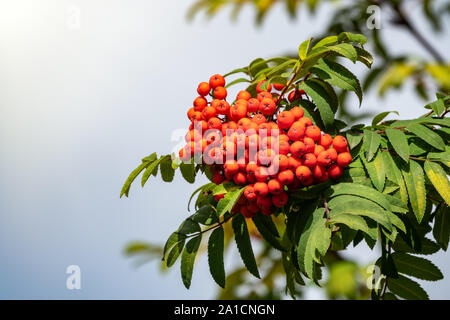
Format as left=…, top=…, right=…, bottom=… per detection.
left=179, top=74, right=352, bottom=218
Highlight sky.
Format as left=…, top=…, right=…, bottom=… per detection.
left=0, top=0, right=449, bottom=299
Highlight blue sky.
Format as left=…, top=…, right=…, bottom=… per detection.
left=0, top=0, right=449, bottom=299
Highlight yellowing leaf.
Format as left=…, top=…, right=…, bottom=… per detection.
left=424, top=161, right=450, bottom=205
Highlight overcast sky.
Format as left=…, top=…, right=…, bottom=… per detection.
left=0, top=0, right=449, bottom=299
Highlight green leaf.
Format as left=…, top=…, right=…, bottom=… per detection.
left=208, top=226, right=225, bottom=288
left=299, top=79, right=335, bottom=129
left=424, top=161, right=450, bottom=205
left=312, top=58, right=362, bottom=105
left=298, top=38, right=313, bottom=60
left=388, top=275, right=429, bottom=300
left=402, top=160, right=426, bottom=223
left=385, top=128, right=410, bottom=163
left=297, top=207, right=331, bottom=280
left=141, top=156, right=166, bottom=187
left=225, top=77, right=250, bottom=88
left=393, top=236, right=440, bottom=255
left=363, top=129, right=381, bottom=162
left=181, top=235, right=202, bottom=289
left=252, top=215, right=285, bottom=251
left=361, top=152, right=386, bottom=192
left=372, top=111, right=399, bottom=126
left=120, top=162, right=148, bottom=198
left=232, top=214, right=260, bottom=278
left=338, top=32, right=367, bottom=45
left=166, top=239, right=185, bottom=267
left=346, top=130, right=363, bottom=150
left=328, top=195, right=393, bottom=232
left=191, top=206, right=218, bottom=225
left=160, top=157, right=175, bottom=182
left=180, top=161, right=196, bottom=183
left=312, top=36, right=337, bottom=49
left=392, top=253, right=443, bottom=281
left=328, top=43, right=358, bottom=63
left=382, top=152, right=409, bottom=205
left=216, top=188, right=245, bottom=217
left=328, top=212, right=376, bottom=240
left=213, top=181, right=240, bottom=195
left=355, top=47, right=374, bottom=68
left=433, top=205, right=450, bottom=251
left=407, top=123, right=445, bottom=151
left=163, top=232, right=186, bottom=260
left=426, top=98, right=445, bottom=116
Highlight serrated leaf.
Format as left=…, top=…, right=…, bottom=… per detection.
left=346, top=130, right=363, bottom=150
left=382, top=152, right=409, bottom=205
left=355, top=47, right=374, bottom=68
left=297, top=207, right=331, bottom=280
left=407, top=123, right=445, bottom=151
left=433, top=205, right=450, bottom=251
left=299, top=79, right=335, bottom=129
left=338, top=32, right=367, bottom=45
left=393, top=236, right=440, bottom=255
left=252, top=215, right=285, bottom=251
left=141, top=156, right=166, bottom=187
left=166, top=239, right=185, bottom=268
left=328, top=43, right=358, bottom=63
left=363, top=129, right=381, bottom=162
left=328, top=195, right=393, bottom=232
left=299, top=38, right=312, bottom=60
left=120, top=162, right=149, bottom=198
left=386, top=129, right=410, bottom=163
left=392, top=253, right=443, bottom=281
left=181, top=235, right=202, bottom=289
left=328, top=212, right=376, bottom=240
left=216, top=188, right=245, bottom=217
left=191, top=206, right=218, bottom=225
left=388, top=275, right=429, bottom=300
left=361, top=151, right=386, bottom=192
left=402, top=160, right=426, bottom=223
left=312, top=58, right=362, bottom=105
left=312, top=35, right=337, bottom=49
left=163, top=232, right=186, bottom=260
left=225, top=77, right=250, bottom=88
left=424, top=161, right=450, bottom=205
left=208, top=227, right=225, bottom=288
left=232, top=214, right=260, bottom=278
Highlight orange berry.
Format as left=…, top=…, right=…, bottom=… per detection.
left=190, top=111, right=204, bottom=122
left=302, top=153, right=317, bottom=168
left=314, top=145, right=326, bottom=157
left=233, top=172, right=247, bottom=185
left=288, top=90, right=302, bottom=102
left=214, top=193, right=225, bottom=202
left=247, top=202, right=260, bottom=214
left=259, top=98, right=276, bottom=115
left=298, top=117, right=313, bottom=127
left=328, top=164, right=343, bottom=180
left=255, top=166, right=269, bottom=182
left=212, top=172, right=225, bottom=185
left=312, top=165, right=326, bottom=179
left=268, top=179, right=283, bottom=195
left=197, top=82, right=211, bottom=96
left=303, top=137, right=315, bottom=153
left=224, top=160, right=239, bottom=175
left=277, top=169, right=294, bottom=185
left=277, top=110, right=295, bottom=129
left=244, top=185, right=257, bottom=201
left=247, top=98, right=260, bottom=113
left=202, top=106, right=217, bottom=120
left=288, top=156, right=302, bottom=171
left=320, top=134, right=333, bottom=149
left=213, top=86, right=227, bottom=100
left=290, top=141, right=306, bottom=158
left=278, top=140, right=291, bottom=155
left=246, top=162, right=258, bottom=176
left=305, top=125, right=321, bottom=141
left=273, top=154, right=289, bottom=172
left=272, top=191, right=288, bottom=207
left=230, top=104, right=247, bottom=121
left=256, top=80, right=272, bottom=93
left=328, top=147, right=338, bottom=161
left=254, top=182, right=269, bottom=197
left=295, top=165, right=312, bottom=181
left=333, top=135, right=348, bottom=152
left=221, top=121, right=237, bottom=136
left=273, top=83, right=285, bottom=91
left=257, top=195, right=272, bottom=209
left=209, top=74, right=225, bottom=89
left=287, top=124, right=305, bottom=141
left=251, top=113, right=266, bottom=125
left=207, top=117, right=222, bottom=130
left=261, top=206, right=274, bottom=216
left=337, top=152, right=352, bottom=167
left=317, top=150, right=332, bottom=166
left=179, top=147, right=191, bottom=162
left=212, top=99, right=230, bottom=115
left=290, top=106, right=304, bottom=120
left=257, top=91, right=272, bottom=102
left=279, top=134, right=290, bottom=142
left=193, top=96, right=208, bottom=111
left=237, top=90, right=252, bottom=101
